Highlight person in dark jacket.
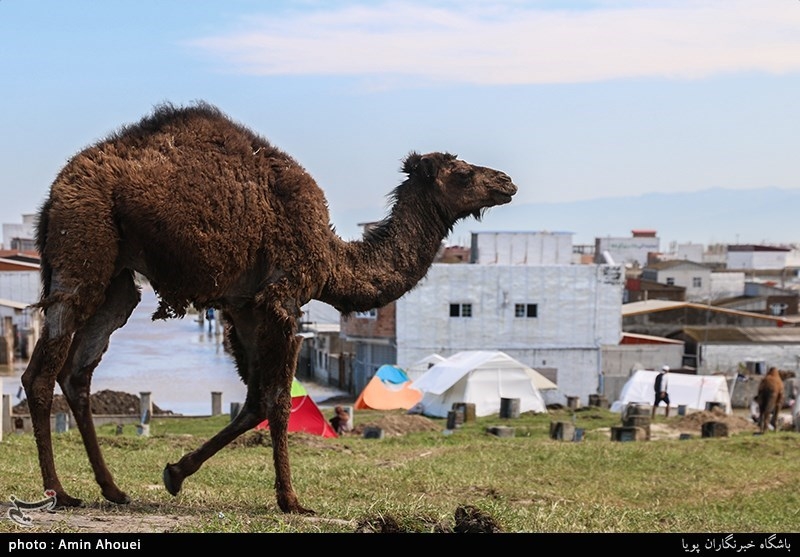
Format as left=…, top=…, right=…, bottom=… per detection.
left=205, top=307, right=215, bottom=333
left=329, top=405, right=351, bottom=434
left=652, top=365, right=671, bottom=418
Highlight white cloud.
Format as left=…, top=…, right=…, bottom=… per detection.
left=187, top=0, right=800, bottom=85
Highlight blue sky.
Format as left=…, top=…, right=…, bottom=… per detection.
left=2, top=0, right=799, bottom=244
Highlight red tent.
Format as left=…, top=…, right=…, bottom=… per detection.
left=255, top=379, right=337, bottom=438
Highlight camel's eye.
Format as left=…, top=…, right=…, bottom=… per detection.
left=455, top=168, right=474, bottom=183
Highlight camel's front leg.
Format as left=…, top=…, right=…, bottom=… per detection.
left=164, top=334, right=311, bottom=513
left=265, top=333, right=312, bottom=514
left=164, top=301, right=312, bottom=514
left=163, top=402, right=264, bottom=496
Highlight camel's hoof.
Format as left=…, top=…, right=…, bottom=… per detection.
left=279, top=500, right=315, bottom=515
left=163, top=464, right=184, bottom=496
left=55, top=493, right=84, bottom=509
left=102, top=488, right=131, bottom=505
left=283, top=505, right=315, bottom=515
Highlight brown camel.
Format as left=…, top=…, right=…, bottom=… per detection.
left=21, top=101, right=517, bottom=514
left=756, top=367, right=786, bottom=434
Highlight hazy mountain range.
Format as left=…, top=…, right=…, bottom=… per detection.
left=334, top=187, right=800, bottom=251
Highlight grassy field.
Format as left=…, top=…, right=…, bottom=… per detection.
left=0, top=406, right=798, bottom=534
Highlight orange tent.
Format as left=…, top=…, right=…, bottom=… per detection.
left=354, top=364, right=422, bottom=411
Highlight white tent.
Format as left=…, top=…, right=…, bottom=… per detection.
left=610, top=370, right=732, bottom=414
left=404, top=354, right=447, bottom=382
left=410, top=350, right=550, bottom=418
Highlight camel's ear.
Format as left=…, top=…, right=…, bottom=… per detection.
left=402, top=152, right=437, bottom=180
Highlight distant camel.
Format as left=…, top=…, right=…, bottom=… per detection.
left=21, top=102, right=517, bottom=514
left=756, top=367, right=789, bottom=434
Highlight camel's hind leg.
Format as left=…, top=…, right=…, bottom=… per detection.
left=21, top=327, right=78, bottom=507
left=57, top=270, right=141, bottom=504
left=758, top=399, right=775, bottom=434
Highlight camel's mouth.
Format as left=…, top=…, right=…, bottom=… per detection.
left=491, top=177, right=517, bottom=206
left=491, top=190, right=516, bottom=206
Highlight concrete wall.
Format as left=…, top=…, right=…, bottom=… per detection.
left=728, top=250, right=788, bottom=270
left=472, top=231, right=574, bottom=265
left=0, top=271, right=40, bottom=305
left=710, top=272, right=746, bottom=300
left=729, top=375, right=798, bottom=409
left=700, top=343, right=800, bottom=375
left=674, top=243, right=705, bottom=263
left=600, top=343, right=685, bottom=403
left=595, top=236, right=660, bottom=267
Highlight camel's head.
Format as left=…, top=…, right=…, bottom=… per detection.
left=401, top=152, right=517, bottom=224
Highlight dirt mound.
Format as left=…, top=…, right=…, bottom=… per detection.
left=673, top=409, right=757, bottom=435
left=12, top=390, right=174, bottom=416
left=354, top=504, right=502, bottom=533
left=351, top=413, right=441, bottom=437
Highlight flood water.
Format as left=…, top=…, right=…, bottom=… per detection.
left=1, top=284, right=345, bottom=416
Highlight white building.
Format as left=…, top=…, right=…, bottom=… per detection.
left=641, top=260, right=713, bottom=301
left=0, top=270, right=40, bottom=305
left=395, top=232, right=625, bottom=403
left=2, top=213, right=37, bottom=250
left=594, top=230, right=660, bottom=268
left=727, top=245, right=790, bottom=270
left=672, top=242, right=705, bottom=264
left=642, top=260, right=745, bottom=302
left=710, top=271, right=748, bottom=301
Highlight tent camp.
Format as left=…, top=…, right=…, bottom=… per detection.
left=410, top=350, right=549, bottom=418
left=610, top=370, right=733, bottom=414
left=354, top=364, right=422, bottom=411
left=404, top=354, right=446, bottom=381
left=256, top=378, right=338, bottom=438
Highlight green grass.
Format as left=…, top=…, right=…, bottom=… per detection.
left=1, top=407, right=798, bottom=533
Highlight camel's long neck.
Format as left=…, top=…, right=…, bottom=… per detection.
left=320, top=196, right=453, bottom=314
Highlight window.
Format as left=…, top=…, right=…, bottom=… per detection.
left=355, top=308, right=377, bottom=319
left=449, top=303, right=472, bottom=318
left=514, top=303, right=538, bottom=318
left=665, top=277, right=675, bottom=286
left=770, top=303, right=788, bottom=316
left=692, top=277, right=702, bottom=288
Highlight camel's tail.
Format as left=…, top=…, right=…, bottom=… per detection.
left=34, top=198, right=53, bottom=307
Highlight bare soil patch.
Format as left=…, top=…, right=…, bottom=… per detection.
left=12, top=389, right=174, bottom=416
left=673, top=409, right=757, bottom=435
left=351, top=413, right=442, bottom=437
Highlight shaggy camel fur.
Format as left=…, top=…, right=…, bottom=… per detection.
left=756, top=367, right=786, bottom=434
left=21, top=102, right=517, bottom=514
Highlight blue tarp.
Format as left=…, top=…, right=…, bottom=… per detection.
left=374, top=364, right=411, bottom=384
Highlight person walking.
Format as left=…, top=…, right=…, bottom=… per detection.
left=652, top=365, right=671, bottom=418
left=205, top=307, right=216, bottom=333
